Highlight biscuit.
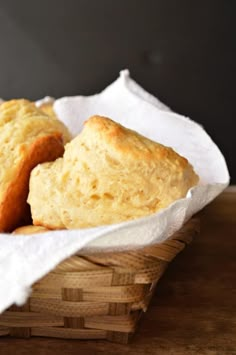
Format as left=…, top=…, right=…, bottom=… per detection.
left=0, top=99, right=70, bottom=232
left=28, top=115, right=199, bottom=229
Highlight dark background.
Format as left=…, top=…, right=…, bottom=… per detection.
left=0, top=0, right=235, bottom=182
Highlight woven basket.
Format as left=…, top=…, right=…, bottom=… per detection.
left=0, top=218, right=199, bottom=344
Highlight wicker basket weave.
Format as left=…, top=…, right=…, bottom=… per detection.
left=0, top=218, right=199, bottom=344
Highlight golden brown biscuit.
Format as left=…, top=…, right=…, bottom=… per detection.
left=28, top=115, right=199, bottom=229
left=13, top=225, right=49, bottom=234
left=0, top=99, right=70, bottom=232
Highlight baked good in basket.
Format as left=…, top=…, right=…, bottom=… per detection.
left=28, top=115, right=199, bottom=229
left=0, top=99, right=71, bottom=232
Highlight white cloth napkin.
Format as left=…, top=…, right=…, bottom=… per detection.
left=0, top=70, right=229, bottom=314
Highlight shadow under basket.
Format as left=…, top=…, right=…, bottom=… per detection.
left=0, top=218, right=199, bottom=344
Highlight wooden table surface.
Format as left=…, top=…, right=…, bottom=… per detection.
left=0, top=188, right=235, bottom=355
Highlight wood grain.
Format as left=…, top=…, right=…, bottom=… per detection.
left=0, top=188, right=235, bottom=354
